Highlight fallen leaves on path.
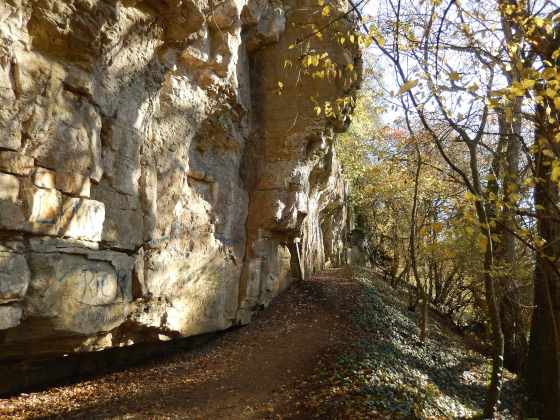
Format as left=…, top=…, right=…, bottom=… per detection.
left=0, top=266, right=524, bottom=419
left=1, top=268, right=356, bottom=420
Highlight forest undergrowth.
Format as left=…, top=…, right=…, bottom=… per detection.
left=303, top=267, right=523, bottom=419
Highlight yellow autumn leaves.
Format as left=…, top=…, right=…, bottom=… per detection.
left=396, top=80, right=419, bottom=97
left=418, top=218, right=492, bottom=253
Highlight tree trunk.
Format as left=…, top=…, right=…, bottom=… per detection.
left=479, top=203, right=504, bottom=419
left=394, top=259, right=410, bottom=289
left=524, top=104, right=560, bottom=419
left=493, top=105, right=526, bottom=374
left=390, top=230, right=401, bottom=288
left=526, top=255, right=560, bottom=419
left=499, top=294, right=526, bottom=373
left=428, top=262, right=434, bottom=302
left=409, top=150, right=428, bottom=345
left=467, top=144, right=504, bottom=419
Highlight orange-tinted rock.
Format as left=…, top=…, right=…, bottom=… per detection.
left=0, top=0, right=359, bottom=390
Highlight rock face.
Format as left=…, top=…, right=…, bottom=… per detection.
left=0, top=0, right=359, bottom=389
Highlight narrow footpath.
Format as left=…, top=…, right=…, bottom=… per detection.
left=2, top=267, right=361, bottom=420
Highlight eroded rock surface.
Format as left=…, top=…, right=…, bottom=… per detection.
left=0, top=0, right=359, bottom=391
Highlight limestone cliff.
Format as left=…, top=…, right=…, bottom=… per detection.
left=0, top=0, right=359, bottom=391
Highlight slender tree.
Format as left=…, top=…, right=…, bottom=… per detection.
left=409, top=140, right=429, bottom=345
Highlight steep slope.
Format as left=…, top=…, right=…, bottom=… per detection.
left=305, top=267, right=522, bottom=419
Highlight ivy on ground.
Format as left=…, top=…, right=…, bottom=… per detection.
left=303, top=267, right=523, bottom=419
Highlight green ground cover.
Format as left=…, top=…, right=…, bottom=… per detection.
left=304, top=267, right=523, bottom=419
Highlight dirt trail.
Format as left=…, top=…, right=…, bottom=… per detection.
left=1, top=267, right=361, bottom=420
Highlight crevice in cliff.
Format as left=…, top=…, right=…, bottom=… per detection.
left=8, top=58, right=19, bottom=101
left=61, top=80, right=101, bottom=109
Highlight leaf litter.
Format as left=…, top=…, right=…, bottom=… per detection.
left=0, top=266, right=523, bottom=419
left=302, top=266, right=523, bottom=419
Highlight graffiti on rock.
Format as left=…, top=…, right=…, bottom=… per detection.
left=215, top=236, right=244, bottom=245
left=145, top=221, right=195, bottom=247
left=32, top=190, right=104, bottom=238
left=86, top=312, right=121, bottom=324
left=57, top=266, right=131, bottom=306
